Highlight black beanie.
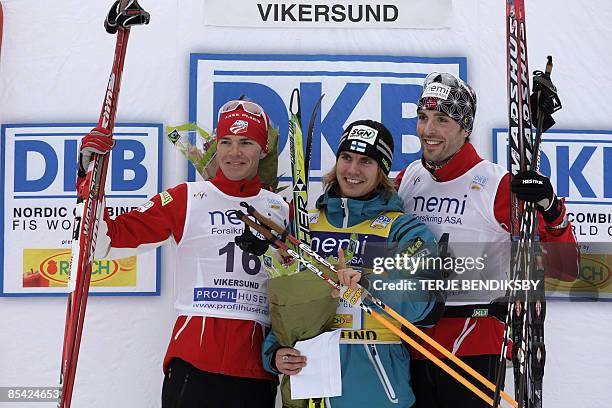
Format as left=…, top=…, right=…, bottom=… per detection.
left=336, top=120, right=394, bottom=174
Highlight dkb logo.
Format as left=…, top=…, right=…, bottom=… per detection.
left=188, top=54, right=467, bottom=181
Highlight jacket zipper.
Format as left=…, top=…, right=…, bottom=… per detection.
left=364, top=344, right=398, bottom=403
left=341, top=198, right=349, bottom=228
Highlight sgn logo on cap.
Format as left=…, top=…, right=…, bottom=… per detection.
left=348, top=125, right=378, bottom=145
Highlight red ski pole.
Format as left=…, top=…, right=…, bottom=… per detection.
left=58, top=2, right=149, bottom=407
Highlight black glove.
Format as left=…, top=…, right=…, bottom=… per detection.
left=511, top=170, right=562, bottom=222
left=234, top=223, right=270, bottom=256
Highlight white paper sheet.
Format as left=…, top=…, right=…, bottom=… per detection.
left=290, top=330, right=342, bottom=400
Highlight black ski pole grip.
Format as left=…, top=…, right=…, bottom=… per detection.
left=235, top=209, right=281, bottom=244
left=545, top=55, right=553, bottom=76
left=240, top=201, right=252, bottom=212
left=237, top=211, right=273, bottom=241
left=105, top=0, right=151, bottom=34
left=228, top=209, right=245, bottom=220
left=239, top=213, right=290, bottom=254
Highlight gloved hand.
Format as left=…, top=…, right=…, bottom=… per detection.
left=511, top=170, right=562, bottom=222
left=79, top=127, right=114, bottom=175
left=76, top=128, right=114, bottom=199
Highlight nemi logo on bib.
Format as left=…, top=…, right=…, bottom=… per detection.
left=422, top=83, right=451, bottom=100
left=348, top=125, right=378, bottom=145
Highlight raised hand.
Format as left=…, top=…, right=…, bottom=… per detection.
left=79, top=127, right=114, bottom=175
left=336, top=248, right=362, bottom=290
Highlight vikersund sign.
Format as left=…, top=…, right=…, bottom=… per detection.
left=493, top=129, right=612, bottom=300
left=188, top=53, right=466, bottom=196
left=1, top=123, right=163, bottom=296
left=203, top=0, right=451, bottom=29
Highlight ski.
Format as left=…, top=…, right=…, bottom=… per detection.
left=493, top=1, right=535, bottom=406
left=494, top=1, right=561, bottom=406
left=288, top=89, right=311, bottom=248
left=304, top=93, right=324, bottom=178
left=58, top=2, right=149, bottom=407
left=513, top=0, right=534, bottom=405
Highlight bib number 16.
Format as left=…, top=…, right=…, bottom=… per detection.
left=218, top=242, right=261, bottom=275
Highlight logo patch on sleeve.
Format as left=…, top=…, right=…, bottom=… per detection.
left=401, top=237, right=425, bottom=257
left=160, top=191, right=174, bottom=206
left=137, top=200, right=154, bottom=212
left=370, top=215, right=392, bottom=229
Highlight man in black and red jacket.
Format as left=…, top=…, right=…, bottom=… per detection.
left=396, top=72, right=578, bottom=408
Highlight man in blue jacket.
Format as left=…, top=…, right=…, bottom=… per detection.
left=262, top=120, right=444, bottom=408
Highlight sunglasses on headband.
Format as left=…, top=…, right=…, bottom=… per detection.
left=218, top=100, right=269, bottom=129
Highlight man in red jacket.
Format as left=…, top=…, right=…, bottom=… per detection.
left=396, top=72, right=579, bottom=408
left=79, top=100, right=289, bottom=408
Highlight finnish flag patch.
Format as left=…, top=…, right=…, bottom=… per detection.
left=350, top=140, right=367, bottom=153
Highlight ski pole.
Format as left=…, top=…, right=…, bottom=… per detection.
left=241, top=202, right=518, bottom=406
left=235, top=206, right=518, bottom=407
left=494, top=53, right=560, bottom=408
left=58, top=2, right=149, bottom=407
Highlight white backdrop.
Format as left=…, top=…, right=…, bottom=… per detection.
left=1, top=0, right=611, bottom=407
